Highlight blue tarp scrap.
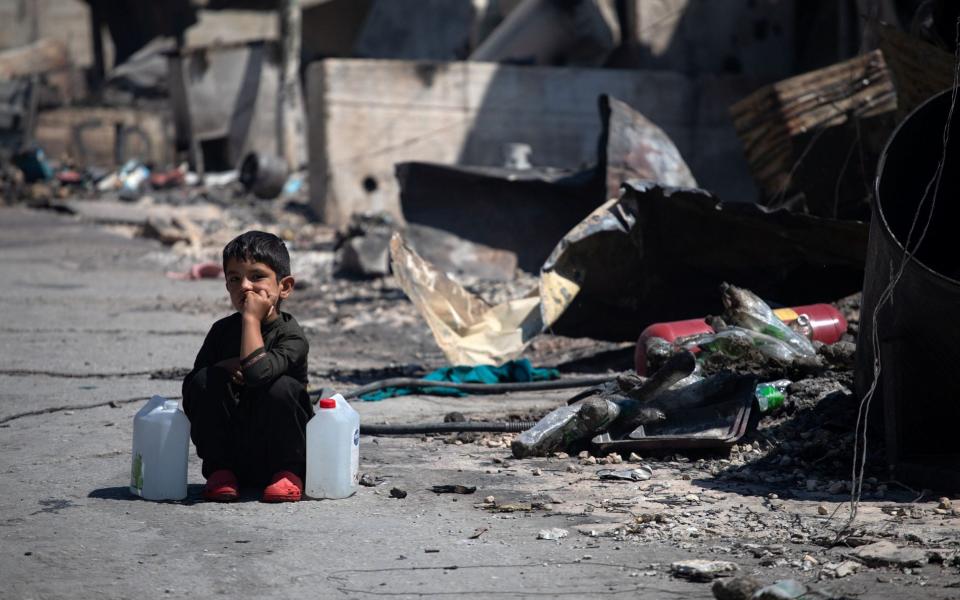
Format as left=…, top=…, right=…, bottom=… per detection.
left=359, top=358, right=560, bottom=401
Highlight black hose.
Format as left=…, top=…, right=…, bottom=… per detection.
left=337, top=375, right=615, bottom=400
left=361, top=421, right=536, bottom=435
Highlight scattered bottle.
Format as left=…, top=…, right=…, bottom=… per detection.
left=636, top=303, right=847, bottom=374
left=512, top=398, right=622, bottom=458
left=306, top=393, right=360, bottom=499
left=130, top=396, right=190, bottom=500
left=755, top=379, right=791, bottom=413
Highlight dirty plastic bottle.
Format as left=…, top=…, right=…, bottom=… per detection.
left=635, top=304, right=846, bottom=374
left=130, top=396, right=190, bottom=500
left=306, top=393, right=360, bottom=499
left=755, top=379, right=791, bottom=413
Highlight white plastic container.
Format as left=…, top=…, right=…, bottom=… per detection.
left=305, top=393, right=360, bottom=499
left=130, top=395, right=190, bottom=501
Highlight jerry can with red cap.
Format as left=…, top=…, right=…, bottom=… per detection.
left=306, top=393, right=360, bottom=499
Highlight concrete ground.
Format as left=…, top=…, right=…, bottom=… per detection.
left=1, top=206, right=958, bottom=599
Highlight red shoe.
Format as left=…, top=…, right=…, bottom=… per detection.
left=262, top=471, right=303, bottom=503
left=202, top=469, right=239, bottom=502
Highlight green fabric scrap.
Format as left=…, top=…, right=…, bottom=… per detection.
left=359, top=358, right=559, bottom=401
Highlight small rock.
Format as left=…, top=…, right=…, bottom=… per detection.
left=389, top=487, right=407, bottom=499
left=597, top=456, right=610, bottom=465
left=597, top=467, right=652, bottom=481
left=537, top=528, right=568, bottom=540
left=608, top=452, right=623, bottom=464
left=853, top=541, right=926, bottom=568
left=685, top=494, right=700, bottom=503
left=572, top=523, right=624, bottom=538
left=531, top=468, right=542, bottom=476
left=768, top=493, right=779, bottom=500
left=554, top=452, right=569, bottom=459
left=359, top=473, right=377, bottom=487
left=443, top=411, right=466, bottom=422
left=903, top=532, right=926, bottom=544
left=430, top=484, right=477, bottom=494
left=578, top=451, right=590, bottom=459
left=938, top=497, right=953, bottom=511
left=580, top=456, right=597, bottom=466
left=844, top=536, right=880, bottom=547
left=671, top=559, right=737, bottom=581
left=494, top=501, right=532, bottom=513
left=926, top=548, right=952, bottom=564
left=566, top=463, right=583, bottom=473
left=828, top=481, right=846, bottom=495
left=628, top=452, right=644, bottom=463
left=711, top=576, right=763, bottom=600
left=483, top=495, right=495, bottom=504
left=817, top=504, right=829, bottom=515
left=824, top=560, right=861, bottom=579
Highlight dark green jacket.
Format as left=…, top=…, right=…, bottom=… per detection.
left=184, top=311, right=309, bottom=389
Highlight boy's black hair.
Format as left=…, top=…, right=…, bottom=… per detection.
left=222, top=231, right=291, bottom=280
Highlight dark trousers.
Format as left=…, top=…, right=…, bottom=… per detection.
left=183, top=367, right=313, bottom=486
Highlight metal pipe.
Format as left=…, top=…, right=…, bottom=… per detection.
left=361, top=421, right=535, bottom=435
left=337, top=375, right=617, bottom=400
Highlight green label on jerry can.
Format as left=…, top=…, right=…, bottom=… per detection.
left=130, top=453, right=144, bottom=494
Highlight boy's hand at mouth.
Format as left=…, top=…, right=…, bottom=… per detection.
left=242, top=289, right=275, bottom=322
left=239, top=290, right=273, bottom=366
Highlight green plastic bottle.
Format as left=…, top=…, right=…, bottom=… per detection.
left=755, top=379, right=791, bottom=413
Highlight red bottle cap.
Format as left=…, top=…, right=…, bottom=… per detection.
left=318, top=398, right=337, bottom=409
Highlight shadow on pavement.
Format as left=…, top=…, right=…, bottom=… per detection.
left=88, top=484, right=217, bottom=505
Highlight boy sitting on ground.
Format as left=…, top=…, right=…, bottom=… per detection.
left=183, top=231, right=312, bottom=502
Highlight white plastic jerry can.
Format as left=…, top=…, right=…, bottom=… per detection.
left=305, top=393, right=360, bottom=499
left=130, top=395, right=190, bottom=501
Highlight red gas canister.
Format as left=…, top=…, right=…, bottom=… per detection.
left=772, top=304, right=847, bottom=346
left=635, top=304, right=847, bottom=374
